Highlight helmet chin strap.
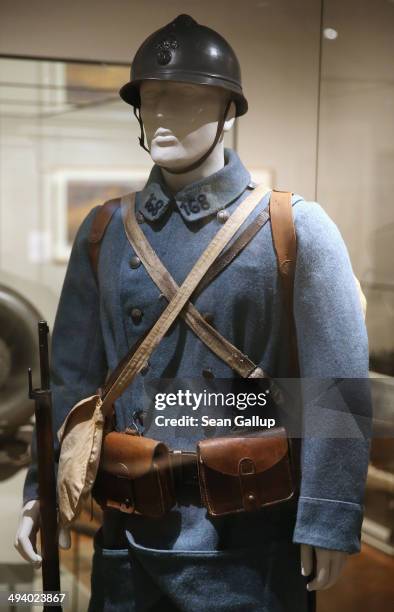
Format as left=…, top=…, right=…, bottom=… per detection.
left=134, top=98, right=233, bottom=175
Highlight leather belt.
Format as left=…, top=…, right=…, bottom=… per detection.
left=94, top=450, right=200, bottom=515
left=170, top=450, right=199, bottom=488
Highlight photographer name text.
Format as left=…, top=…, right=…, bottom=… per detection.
left=152, top=389, right=275, bottom=428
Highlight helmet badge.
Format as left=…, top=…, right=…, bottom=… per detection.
left=155, top=37, right=179, bottom=65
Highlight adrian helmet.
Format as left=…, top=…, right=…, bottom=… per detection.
left=119, top=14, right=248, bottom=117
left=119, top=14, right=247, bottom=173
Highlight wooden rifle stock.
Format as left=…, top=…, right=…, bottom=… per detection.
left=28, top=321, right=62, bottom=611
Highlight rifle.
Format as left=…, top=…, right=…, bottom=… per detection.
left=28, top=321, right=62, bottom=611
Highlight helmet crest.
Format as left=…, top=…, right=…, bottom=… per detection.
left=155, top=37, right=179, bottom=65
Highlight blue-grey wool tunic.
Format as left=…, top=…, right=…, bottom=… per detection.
left=23, top=148, right=371, bottom=611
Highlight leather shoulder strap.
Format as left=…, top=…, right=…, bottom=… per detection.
left=101, top=185, right=270, bottom=411
left=269, top=190, right=299, bottom=376
left=103, top=194, right=272, bottom=399
left=88, top=198, right=121, bottom=282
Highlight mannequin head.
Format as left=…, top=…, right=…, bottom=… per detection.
left=139, top=80, right=236, bottom=185
left=119, top=14, right=246, bottom=188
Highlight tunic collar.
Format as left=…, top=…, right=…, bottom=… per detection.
left=137, top=148, right=251, bottom=222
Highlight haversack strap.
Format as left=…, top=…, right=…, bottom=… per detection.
left=100, top=184, right=270, bottom=412
left=101, top=196, right=272, bottom=399
left=122, top=192, right=268, bottom=378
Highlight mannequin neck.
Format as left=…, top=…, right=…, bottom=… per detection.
left=160, top=141, right=225, bottom=194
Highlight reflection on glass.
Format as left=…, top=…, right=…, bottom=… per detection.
left=317, top=0, right=394, bottom=376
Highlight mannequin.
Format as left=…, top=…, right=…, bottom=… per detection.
left=17, top=77, right=348, bottom=593
left=15, top=16, right=368, bottom=612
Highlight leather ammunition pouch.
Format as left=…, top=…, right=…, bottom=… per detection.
left=92, top=432, right=175, bottom=518
left=197, top=427, right=295, bottom=517
left=92, top=427, right=296, bottom=519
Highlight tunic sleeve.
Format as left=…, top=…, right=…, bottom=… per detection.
left=290, top=199, right=372, bottom=554
left=22, top=205, right=108, bottom=506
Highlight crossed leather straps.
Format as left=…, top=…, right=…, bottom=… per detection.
left=87, top=185, right=299, bottom=413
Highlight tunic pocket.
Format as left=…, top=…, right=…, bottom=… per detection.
left=124, top=531, right=310, bottom=612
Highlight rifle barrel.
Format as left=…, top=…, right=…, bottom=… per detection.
left=30, top=321, right=62, bottom=610
left=38, top=320, right=50, bottom=390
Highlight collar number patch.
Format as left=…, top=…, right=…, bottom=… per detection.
left=179, top=193, right=211, bottom=217
left=145, top=192, right=165, bottom=217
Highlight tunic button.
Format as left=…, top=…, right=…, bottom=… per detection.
left=129, top=255, right=141, bottom=269
left=130, top=307, right=143, bottom=324
left=136, top=211, right=145, bottom=224
left=140, top=362, right=150, bottom=375
left=202, top=368, right=214, bottom=379
left=217, top=209, right=229, bottom=223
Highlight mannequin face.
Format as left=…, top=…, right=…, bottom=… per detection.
left=139, top=80, right=235, bottom=171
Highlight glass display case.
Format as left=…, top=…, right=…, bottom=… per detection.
left=0, top=1, right=393, bottom=609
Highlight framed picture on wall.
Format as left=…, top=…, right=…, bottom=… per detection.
left=49, top=169, right=148, bottom=262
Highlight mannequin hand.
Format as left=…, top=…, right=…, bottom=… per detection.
left=14, top=500, right=71, bottom=568
left=300, top=543, right=348, bottom=591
